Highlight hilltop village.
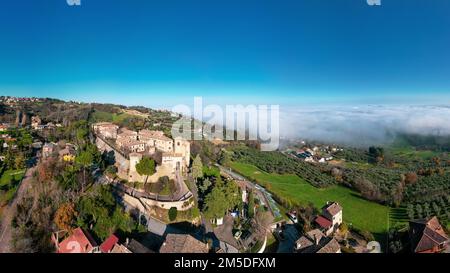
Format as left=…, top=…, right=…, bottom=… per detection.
left=93, top=122, right=190, bottom=183
left=0, top=97, right=449, bottom=254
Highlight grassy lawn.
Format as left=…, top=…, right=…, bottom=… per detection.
left=143, top=179, right=175, bottom=196
left=388, top=138, right=441, bottom=160
left=231, top=162, right=390, bottom=239
left=390, top=147, right=440, bottom=160
left=0, top=169, right=25, bottom=187
left=0, top=169, right=25, bottom=206
left=91, top=110, right=143, bottom=124
left=159, top=182, right=171, bottom=196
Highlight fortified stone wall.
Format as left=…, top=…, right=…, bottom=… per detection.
left=122, top=192, right=194, bottom=212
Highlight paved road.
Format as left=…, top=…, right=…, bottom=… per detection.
left=0, top=167, right=36, bottom=253
left=216, top=164, right=281, bottom=219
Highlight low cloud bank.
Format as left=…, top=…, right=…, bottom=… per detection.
left=280, top=105, right=450, bottom=146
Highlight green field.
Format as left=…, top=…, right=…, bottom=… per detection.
left=390, top=147, right=440, bottom=160
left=231, top=162, right=390, bottom=239
left=90, top=110, right=143, bottom=124
left=0, top=169, right=25, bottom=205
left=388, top=137, right=441, bottom=160
left=0, top=169, right=25, bottom=187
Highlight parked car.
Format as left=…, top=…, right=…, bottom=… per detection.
left=287, top=211, right=298, bottom=224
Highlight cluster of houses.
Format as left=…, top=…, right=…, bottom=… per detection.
left=0, top=127, right=17, bottom=149
left=30, top=115, right=62, bottom=130
left=0, top=96, right=43, bottom=106
left=53, top=227, right=209, bottom=253
left=0, top=113, right=60, bottom=132
left=294, top=202, right=343, bottom=253
left=0, top=123, right=11, bottom=132
left=289, top=145, right=342, bottom=164
left=93, top=122, right=190, bottom=183
left=42, top=141, right=77, bottom=162
left=292, top=201, right=449, bottom=254
left=50, top=199, right=449, bottom=254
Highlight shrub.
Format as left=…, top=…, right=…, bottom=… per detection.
left=168, top=207, right=178, bottom=221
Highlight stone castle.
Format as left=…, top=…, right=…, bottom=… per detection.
left=93, top=122, right=190, bottom=183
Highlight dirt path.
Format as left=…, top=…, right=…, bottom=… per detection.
left=0, top=167, right=36, bottom=253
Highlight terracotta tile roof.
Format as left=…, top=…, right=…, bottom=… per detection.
left=160, top=234, right=209, bottom=253
left=139, top=129, right=172, bottom=141
left=316, top=238, right=341, bottom=253
left=117, top=129, right=138, bottom=138
left=100, top=234, right=119, bottom=253
left=409, top=216, right=449, bottom=253
left=322, top=202, right=342, bottom=216
left=139, top=129, right=164, bottom=137
left=296, top=229, right=340, bottom=253
left=110, top=244, right=132, bottom=253
left=296, top=235, right=314, bottom=251
left=126, top=239, right=154, bottom=253
left=57, top=228, right=98, bottom=253
left=315, top=215, right=333, bottom=229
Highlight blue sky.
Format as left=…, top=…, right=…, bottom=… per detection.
left=0, top=0, right=449, bottom=108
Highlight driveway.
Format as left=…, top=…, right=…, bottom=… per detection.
left=216, top=164, right=281, bottom=219
left=0, top=166, right=36, bottom=253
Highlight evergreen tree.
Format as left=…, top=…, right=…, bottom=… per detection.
left=192, top=155, right=203, bottom=181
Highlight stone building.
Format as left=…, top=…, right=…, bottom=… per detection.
left=139, top=130, right=173, bottom=152
left=31, top=116, right=42, bottom=129
left=94, top=125, right=191, bottom=184
left=92, top=122, right=119, bottom=139
left=315, top=202, right=343, bottom=236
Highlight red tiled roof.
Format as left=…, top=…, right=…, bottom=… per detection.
left=410, top=216, right=449, bottom=253
left=315, top=215, right=332, bottom=229
left=57, top=228, right=97, bottom=253
left=100, top=234, right=119, bottom=253
left=323, top=202, right=342, bottom=216
left=160, top=234, right=209, bottom=253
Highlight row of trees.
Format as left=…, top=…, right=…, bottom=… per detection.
left=231, top=146, right=335, bottom=188
left=405, top=196, right=450, bottom=222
